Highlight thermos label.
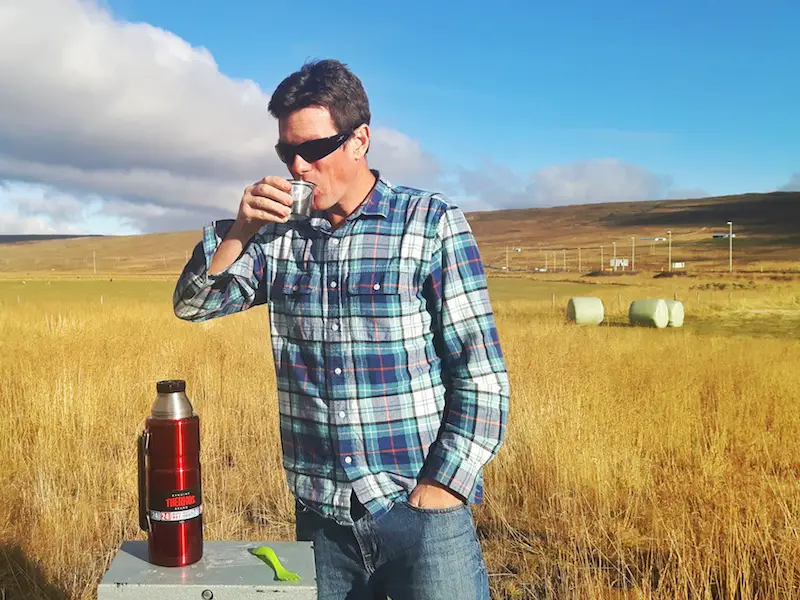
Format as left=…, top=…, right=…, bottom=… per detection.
left=149, top=485, right=202, bottom=523
left=150, top=505, right=203, bottom=522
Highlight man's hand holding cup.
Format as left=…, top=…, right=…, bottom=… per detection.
left=236, top=176, right=294, bottom=236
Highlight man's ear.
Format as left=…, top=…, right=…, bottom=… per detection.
left=352, top=124, right=370, bottom=159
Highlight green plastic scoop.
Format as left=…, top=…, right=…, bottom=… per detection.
left=249, top=546, right=301, bottom=581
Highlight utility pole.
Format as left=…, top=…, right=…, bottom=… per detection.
left=612, top=241, right=617, bottom=272
left=600, top=246, right=604, bottom=271
left=505, top=246, right=521, bottom=270
left=667, top=230, right=672, bottom=272
left=631, top=236, right=635, bottom=272
left=544, top=252, right=548, bottom=271
left=578, top=247, right=582, bottom=272
left=727, top=221, right=733, bottom=272
left=562, top=249, right=566, bottom=272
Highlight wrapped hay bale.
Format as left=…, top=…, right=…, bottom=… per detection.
left=628, top=299, right=669, bottom=329
left=665, top=300, right=685, bottom=327
left=566, top=297, right=605, bottom=326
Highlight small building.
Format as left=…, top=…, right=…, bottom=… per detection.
left=672, top=261, right=686, bottom=269
left=712, top=233, right=737, bottom=239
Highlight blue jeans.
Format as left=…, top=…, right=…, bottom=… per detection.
left=295, top=494, right=490, bottom=600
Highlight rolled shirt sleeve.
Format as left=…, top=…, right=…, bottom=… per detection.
left=173, top=219, right=269, bottom=322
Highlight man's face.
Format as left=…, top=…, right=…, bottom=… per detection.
left=277, top=106, right=365, bottom=213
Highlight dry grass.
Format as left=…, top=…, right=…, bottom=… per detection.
left=1, top=273, right=800, bottom=599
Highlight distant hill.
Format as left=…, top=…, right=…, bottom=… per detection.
left=0, top=192, right=797, bottom=275
left=464, top=190, right=799, bottom=271
left=467, top=191, right=799, bottom=241
left=0, top=234, right=103, bottom=245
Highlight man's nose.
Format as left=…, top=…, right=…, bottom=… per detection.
left=290, top=154, right=312, bottom=178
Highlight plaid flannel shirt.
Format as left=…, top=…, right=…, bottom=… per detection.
left=173, top=172, right=510, bottom=525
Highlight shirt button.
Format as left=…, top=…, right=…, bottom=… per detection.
left=330, top=281, right=338, bottom=288
left=373, top=283, right=381, bottom=291
left=344, top=456, right=352, bottom=464
left=331, top=323, right=339, bottom=331
left=338, top=411, right=346, bottom=418
left=331, top=238, right=340, bottom=246
left=334, top=367, right=342, bottom=375
left=292, top=285, right=299, bottom=291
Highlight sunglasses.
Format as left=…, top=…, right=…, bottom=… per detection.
left=275, top=130, right=354, bottom=164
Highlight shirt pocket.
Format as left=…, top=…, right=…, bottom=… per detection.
left=345, top=271, right=405, bottom=342
left=270, top=272, right=325, bottom=341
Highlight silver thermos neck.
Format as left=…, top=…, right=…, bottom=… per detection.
left=150, top=379, right=194, bottom=420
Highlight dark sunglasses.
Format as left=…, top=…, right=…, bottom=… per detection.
left=275, top=130, right=354, bottom=164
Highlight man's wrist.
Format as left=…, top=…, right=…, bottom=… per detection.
left=229, top=218, right=261, bottom=242
left=418, top=477, right=466, bottom=503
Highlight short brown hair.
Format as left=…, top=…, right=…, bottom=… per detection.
left=268, top=59, right=371, bottom=134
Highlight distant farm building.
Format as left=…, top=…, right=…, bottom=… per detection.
left=712, top=233, right=737, bottom=239
left=610, top=258, right=630, bottom=270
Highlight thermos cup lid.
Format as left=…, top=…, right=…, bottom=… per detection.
left=157, top=379, right=186, bottom=393
left=151, top=379, right=194, bottom=420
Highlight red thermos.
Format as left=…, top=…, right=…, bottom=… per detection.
left=137, top=379, right=203, bottom=566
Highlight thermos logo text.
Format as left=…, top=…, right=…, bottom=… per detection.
left=166, top=494, right=197, bottom=508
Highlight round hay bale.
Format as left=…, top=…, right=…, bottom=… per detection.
left=628, top=299, right=669, bottom=328
left=665, top=300, right=685, bottom=327
left=566, top=297, right=605, bottom=326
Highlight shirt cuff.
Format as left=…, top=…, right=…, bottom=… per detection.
left=200, top=220, right=235, bottom=280
left=422, top=441, right=485, bottom=503
left=201, top=219, right=261, bottom=283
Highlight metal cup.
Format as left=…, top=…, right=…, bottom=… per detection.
left=289, top=180, right=315, bottom=221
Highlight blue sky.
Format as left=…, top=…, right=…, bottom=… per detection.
left=0, top=0, right=798, bottom=234
left=106, top=0, right=800, bottom=190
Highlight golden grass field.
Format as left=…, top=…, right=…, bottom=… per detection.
left=1, top=192, right=799, bottom=599
left=1, top=267, right=799, bottom=600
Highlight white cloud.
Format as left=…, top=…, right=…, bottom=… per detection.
left=0, top=183, right=90, bottom=234
left=0, top=0, right=710, bottom=234
left=0, top=0, right=275, bottom=179
left=1, top=182, right=86, bottom=222
left=369, top=128, right=442, bottom=189
left=0, top=0, right=440, bottom=233
left=0, top=212, right=62, bottom=235
left=457, top=158, right=693, bottom=210
left=527, top=159, right=668, bottom=206
left=778, top=173, right=800, bottom=191
left=666, top=187, right=710, bottom=200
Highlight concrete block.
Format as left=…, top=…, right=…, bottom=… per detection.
left=97, top=541, right=316, bottom=600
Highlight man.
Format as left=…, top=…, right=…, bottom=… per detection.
left=173, top=59, right=510, bottom=600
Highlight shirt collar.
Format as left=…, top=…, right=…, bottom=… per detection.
left=357, top=170, right=391, bottom=219
left=307, top=170, right=391, bottom=233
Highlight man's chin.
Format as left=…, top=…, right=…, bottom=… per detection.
left=313, top=196, right=334, bottom=212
